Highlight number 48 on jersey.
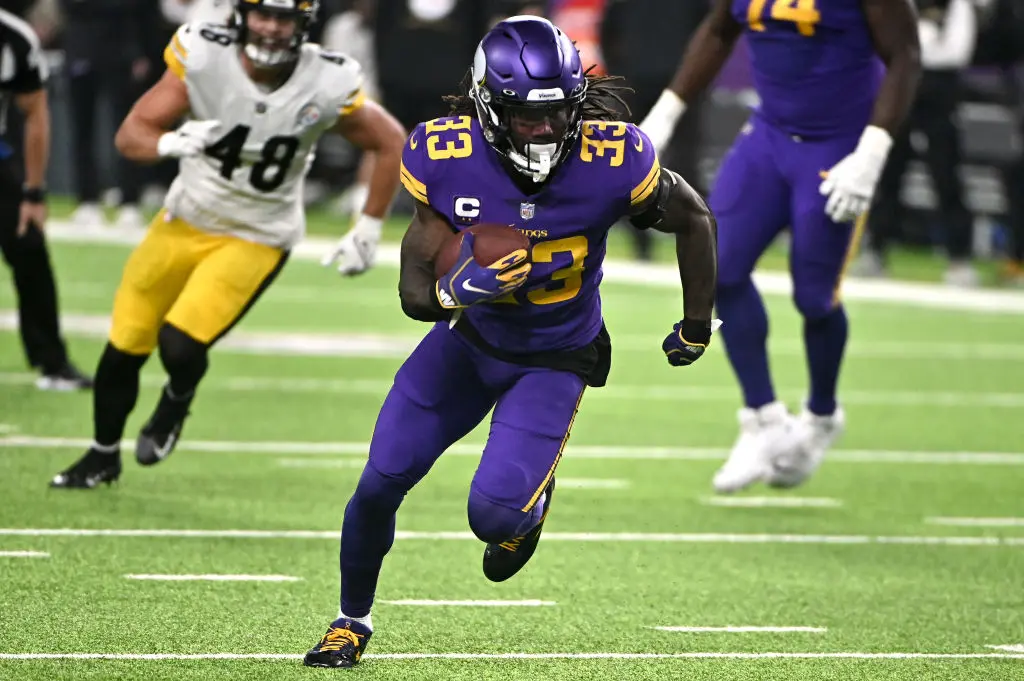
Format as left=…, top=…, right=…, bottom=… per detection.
left=204, top=125, right=300, bottom=193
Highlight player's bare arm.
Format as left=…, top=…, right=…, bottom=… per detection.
left=862, top=0, right=921, bottom=134
left=398, top=202, right=454, bottom=322
left=819, top=0, right=921, bottom=223
left=641, top=0, right=742, bottom=150
left=638, top=169, right=717, bottom=323
left=633, top=168, right=718, bottom=367
left=15, top=89, right=48, bottom=195
left=114, top=71, right=193, bottom=163
left=332, top=99, right=406, bottom=220
left=15, top=88, right=49, bottom=235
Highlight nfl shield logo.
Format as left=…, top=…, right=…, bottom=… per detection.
left=520, top=202, right=535, bottom=220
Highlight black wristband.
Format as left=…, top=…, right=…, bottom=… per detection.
left=22, top=186, right=46, bottom=204
left=680, top=318, right=712, bottom=345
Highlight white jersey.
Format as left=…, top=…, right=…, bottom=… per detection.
left=162, top=23, right=365, bottom=248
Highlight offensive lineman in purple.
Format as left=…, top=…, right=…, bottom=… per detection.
left=303, top=16, right=719, bottom=668
left=640, top=0, right=921, bottom=493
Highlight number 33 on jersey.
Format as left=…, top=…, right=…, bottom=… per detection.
left=399, top=114, right=661, bottom=352
left=160, top=22, right=365, bottom=248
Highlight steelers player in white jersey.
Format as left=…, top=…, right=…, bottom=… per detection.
left=50, top=0, right=406, bottom=489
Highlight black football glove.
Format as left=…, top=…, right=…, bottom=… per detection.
left=662, top=318, right=713, bottom=367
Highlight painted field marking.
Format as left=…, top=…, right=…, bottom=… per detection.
left=988, top=645, right=1024, bottom=653
left=702, top=497, right=842, bottom=509
left=275, top=458, right=365, bottom=469
left=380, top=600, right=556, bottom=607
left=3, top=371, right=1024, bottom=408
left=40, top=219, right=1024, bottom=313
left=654, top=626, right=827, bottom=634
left=123, top=574, right=302, bottom=582
left=4, top=435, right=1024, bottom=466
left=1, top=651, right=1024, bottom=661
left=1, top=527, right=1023, bottom=547
left=0, top=550, right=49, bottom=558
left=557, top=479, right=631, bottom=490
left=926, top=517, right=1024, bottom=527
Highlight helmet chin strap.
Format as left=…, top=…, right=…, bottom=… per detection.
left=508, top=142, right=557, bottom=183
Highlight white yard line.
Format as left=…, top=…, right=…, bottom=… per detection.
left=1, top=651, right=1023, bottom=661
left=556, top=479, right=631, bottom=490
left=4, top=435, right=1024, bottom=466
left=380, top=600, right=556, bottom=607
left=3, top=370, right=1023, bottom=407
left=654, top=626, right=827, bottom=633
left=926, top=517, right=1024, bottom=527
left=702, top=497, right=843, bottom=508
left=1, top=527, right=1023, bottom=547
left=4, top=310, right=1024, bottom=361
left=275, top=458, right=366, bottom=469
left=988, top=645, right=1024, bottom=653
left=123, top=574, right=301, bottom=582
left=0, top=551, right=49, bottom=558
left=42, top=221, right=1024, bottom=314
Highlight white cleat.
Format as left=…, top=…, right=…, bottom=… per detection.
left=71, top=202, right=105, bottom=227
left=713, top=401, right=796, bottom=494
left=768, top=405, right=846, bottom=488
left=113, top=205, right=145, bottom=230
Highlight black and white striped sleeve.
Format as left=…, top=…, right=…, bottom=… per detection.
left=0, top=9, right=48, bottom=94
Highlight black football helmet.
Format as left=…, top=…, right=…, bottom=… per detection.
left=232, top=0, right=319, bottom=68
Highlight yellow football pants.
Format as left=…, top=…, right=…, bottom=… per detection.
left=109, top=210, right=288, bottom=355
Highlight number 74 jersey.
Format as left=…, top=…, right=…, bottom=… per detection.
left=401, top=115, right=661, bottom=354
left=161, top=22, right=365, bottom=248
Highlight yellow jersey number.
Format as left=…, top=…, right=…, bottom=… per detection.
left=424, top=116, right=473, bottom=161
left=494, top=235, right=590, bottom=306
left=579, top=121, right=628, bottom=168
left=748, top=0, right=820, bottom=36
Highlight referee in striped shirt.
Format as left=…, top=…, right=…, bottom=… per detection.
left=0, top=4, right=91, bottom=390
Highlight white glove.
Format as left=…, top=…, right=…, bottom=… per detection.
left=157, top=119, right=223, bottom=159
left=322, top=213, right=383, bottom=276
left=819, top=125, right=893, bottom=224
left=639, top=89, right=687, bottom=154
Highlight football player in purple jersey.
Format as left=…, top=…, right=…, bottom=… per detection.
left=303, top=15, right=718, bottom=668
left=641, top=0, right=921, bottom=493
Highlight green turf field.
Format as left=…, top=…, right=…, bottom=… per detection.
left=1, top=233, right=1023, bottom=680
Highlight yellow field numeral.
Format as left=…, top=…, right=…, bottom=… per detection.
left=748, top=0, right=819, bottom=36
left=527, top=235, right=589, bottom=305
left=580, top=122, right=627, bottom=168
left=425, top=116, right=473, bottom=161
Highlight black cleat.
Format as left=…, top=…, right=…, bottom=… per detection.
left=483, top=477, right=556, bottom=583
left=49, top=448, right=121, bottom=489
left=36, top=362, right=94, bottom=392
left=135, top=385, right=192, bottom=466
left=303, top=618, right=372, bottom=668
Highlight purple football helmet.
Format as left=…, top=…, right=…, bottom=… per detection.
left=470, top=16, right=587, bottom=183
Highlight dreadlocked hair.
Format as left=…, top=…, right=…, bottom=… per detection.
left=441, top=65, right=634, bottom=122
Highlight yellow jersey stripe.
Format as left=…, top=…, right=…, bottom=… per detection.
left=163, top=44, right=186, bottom=80
left=340, top=90, right=366, bottom=116
left=400, top=164, right=428, bottom=204
left=831, top=211, right=869, bottom=306
left=630, top=158, right=662, bottom=205
left=172, top=33, right=188, bottom=59
left=521, top=386, right=586, bottom=512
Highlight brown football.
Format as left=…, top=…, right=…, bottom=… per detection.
left=433, top=223, right=531, bottom=279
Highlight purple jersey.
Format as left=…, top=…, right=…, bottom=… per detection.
left=733, top=0, right=884, bottom=136
left=401, top=115, right=661, bottom=354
